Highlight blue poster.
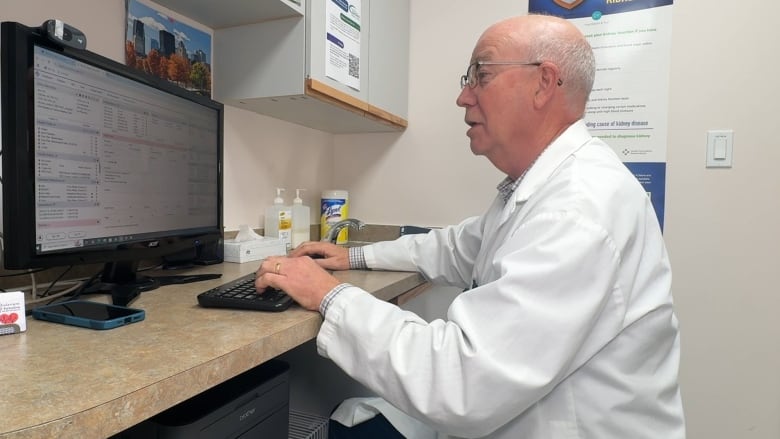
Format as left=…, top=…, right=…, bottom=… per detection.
left=625, top=162, right=666, bottom=230
left=529, top=0, right=673, bottom=19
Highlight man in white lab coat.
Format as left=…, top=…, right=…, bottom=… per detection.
left=256, top=14, right=686, bottom=439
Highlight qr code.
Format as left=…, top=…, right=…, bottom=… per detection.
left=348, top=54, right=359, bottom=79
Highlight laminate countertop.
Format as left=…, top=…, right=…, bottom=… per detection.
left=0, top=262, right=426, bottom=438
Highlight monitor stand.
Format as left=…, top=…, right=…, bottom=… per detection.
left=82, top=260, right=222, bottom=306
left=83, top=260, right=160, bottom=306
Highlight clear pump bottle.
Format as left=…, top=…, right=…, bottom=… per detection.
left=291, top=189, right=311, bottom=248
left=264, top=188, right=292, bottom=251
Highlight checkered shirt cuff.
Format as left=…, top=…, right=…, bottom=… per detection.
left=319, top=283, right=353, bottom=316
left=348, top=246, right=367, bottom=269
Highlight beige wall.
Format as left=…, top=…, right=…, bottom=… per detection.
left=665, top=3, right=780, bottom=438
left=0, top=1, right=125, bottom=62
left=2, top=1, right=778, bottom=438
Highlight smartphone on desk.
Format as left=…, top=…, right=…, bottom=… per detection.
left=32, top=300, right=145, bottom=330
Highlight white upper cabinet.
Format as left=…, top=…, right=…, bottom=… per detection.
left=153, top=0, right=304, bottom=28
left=154, top=0, right=409, bottom=133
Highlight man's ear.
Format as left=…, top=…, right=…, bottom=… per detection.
left=533, top=62, right=562, bottom=107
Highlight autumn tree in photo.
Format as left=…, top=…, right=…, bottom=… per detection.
left=125, top=41, right=212, bottom=96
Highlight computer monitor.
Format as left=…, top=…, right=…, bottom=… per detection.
left=1, top=21, right=224, bottom=299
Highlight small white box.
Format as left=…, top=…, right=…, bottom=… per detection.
left=223, top=237, right=287, bottom=263
left=0, top=291, right=26, bottom=335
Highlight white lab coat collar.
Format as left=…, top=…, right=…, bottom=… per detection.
left=497, top=120, right=592, bottom=225
left=510, top=119, right=592, bottom=205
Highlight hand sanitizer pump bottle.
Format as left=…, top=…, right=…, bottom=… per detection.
left=264, top=188, right=292, bottom=251
left=291, top=189, right=311, bottom=248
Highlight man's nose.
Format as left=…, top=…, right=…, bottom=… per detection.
left=456, top=86, right=474, bottom=107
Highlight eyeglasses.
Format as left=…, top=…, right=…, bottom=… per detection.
left=460, top=61, right=562, bottom=89
left=460, top=61, right=541, bottom=89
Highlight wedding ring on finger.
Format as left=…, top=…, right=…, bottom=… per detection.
left=274, top=262, right=282, bottom=275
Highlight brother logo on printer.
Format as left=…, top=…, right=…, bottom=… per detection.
left=239, top=407, right=256, bottom=421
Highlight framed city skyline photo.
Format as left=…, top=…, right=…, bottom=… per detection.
left=124, top=0, right=213, bottom=97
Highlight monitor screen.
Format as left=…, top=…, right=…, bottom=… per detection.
left=1, top=21, right=223, bottom=297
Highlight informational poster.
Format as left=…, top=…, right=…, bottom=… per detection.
left=529, top=0, right=673, bottom=229
left=325, top=0, right=362, bottom=91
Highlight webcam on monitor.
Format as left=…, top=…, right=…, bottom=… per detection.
left=41, top=19, right=86, bottom=49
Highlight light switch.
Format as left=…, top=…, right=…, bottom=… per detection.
left=706, top=130, right=733, bottom=168
left=713, top=137, right=727, bottom=160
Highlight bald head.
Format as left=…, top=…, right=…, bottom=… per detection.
left=479, top=15, right=595, bottom=115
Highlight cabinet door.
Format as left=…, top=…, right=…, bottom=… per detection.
left=214, top=16, right=306, bottom=102
left=367, top=0, right=409, bottom=121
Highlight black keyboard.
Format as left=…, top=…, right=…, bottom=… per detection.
left=197, top=273, right=294, bottom=312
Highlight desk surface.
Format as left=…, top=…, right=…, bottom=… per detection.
left=0, top=262, right=424, bottom=438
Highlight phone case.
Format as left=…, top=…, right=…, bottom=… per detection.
left=32, top=301, right=145, bottom=330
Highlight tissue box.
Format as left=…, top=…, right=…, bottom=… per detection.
left=223, top=237, right=286, bottom=263
left=0, top=291, right=26, bottom=335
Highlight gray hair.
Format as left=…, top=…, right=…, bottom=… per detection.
left=528, top=32, right=596, bottom=108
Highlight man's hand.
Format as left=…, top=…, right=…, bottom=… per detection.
left=289, top=241, right=351, bottom=271
left=254, top=255, right=342, bottom=311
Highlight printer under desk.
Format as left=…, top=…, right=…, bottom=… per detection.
left=119, top=360, right=290, bottom=439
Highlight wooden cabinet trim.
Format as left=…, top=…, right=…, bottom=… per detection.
left=305, top=78, right=408, bottom=130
